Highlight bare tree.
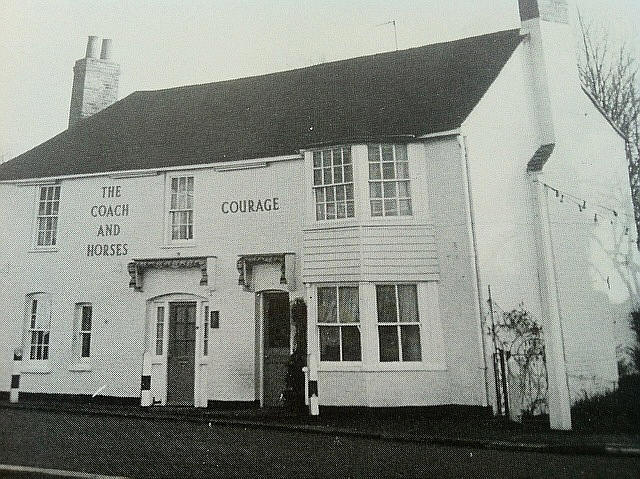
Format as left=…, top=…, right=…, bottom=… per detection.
left=577, top=12, right=640, bottom=249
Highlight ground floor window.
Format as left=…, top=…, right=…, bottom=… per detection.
left=74, top=303, right=92, bottom=358
left=25, top=293, right=51, bottom=360
left=317, top=285, right=361, bottom=361
left=376, top=284, right=422, bottom=362
left=155, top=305, right=165, bottom=355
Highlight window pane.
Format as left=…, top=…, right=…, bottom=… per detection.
left=376, top=285, right=397, bottom=323
left=316, top=204, right=325, bottom=221
left=81, top=306, right=92, bottom=331
left=326, top=186, right=335, bottom=202
left=382, top=163, right=395, bottom=179
left=371, top=200, right=383, bottom=217
left=399, top=199, right=412, bottom=216
left=345, top=185, right=353, bottom=200
left=336, top=186, right=345, bottom=201
left=313, top=151, right=322, bottom=167
left=81, top=333, right=91, bottom=357
left=338, top=287, right=359, bottom=323
left=171, top=178, right=178, bottom=193
left=343, top=148, right=351, bottom=164
left=370, top=182, right=382, bottom=198
left=323, top=168, right=332, bottom=184
left=343, top=165, right=353, bottom=182
left=401, top=325, right=422, bottom=361
left=322, top=150, right=331, bottom=167
left=317, top=287, right=337, bottom=323
left=313, top=169, right=322, bottom=185
left=397, top=181, right=410, bottom=197
left=397, top=162, right=410, bottom=179
left=398, top=285, right=418, bottom=322
left=333, top=149, right=342, bottom=165
left=341, top=326, right=361, bottom=361
left=383, top=182, right=397, bottom=198
left=326, top=203, right=336, bottom=220
left=381, top=144, right=394, bottom=162
left=369, top=163, right=381, bottom=180
left=346, top=201, right=354, bottom=217
left=336, top=202, right=346, bottom=219
left=384, top=199, right=398, bottom=216
left=368, top=145, right=380, bottom=162
left=333, top=166, right=343, bottom=183
left=319, top=326, right=340, bottom=361
left=379, top=326, right=399, bottom=362
left=395, top=144, right=408, bottom=162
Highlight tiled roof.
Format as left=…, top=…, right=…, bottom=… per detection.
left=0, top=29, right=523, bottom=181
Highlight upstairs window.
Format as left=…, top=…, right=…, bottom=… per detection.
left=170, top=176, right=194, bottom=240
left=36, top=185, right=61, bottom=247
left=25, top=294, right=51, bottom=360
left=376, top=284, right=422, bottom=362
left=313, top=147, right=354, bottom=220
left=317, top=286, right=361, bottom=361
left=368, top=144, right=412, bottom=217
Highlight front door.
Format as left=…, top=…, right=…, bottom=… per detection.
left=263, top=292, right=290, bottom=407
left=167, top=302, right=196, bottom=406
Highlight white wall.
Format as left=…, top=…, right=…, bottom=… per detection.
left=0, top=158, right=305, bottom=400
left=463, top=16, right=638, bottom=404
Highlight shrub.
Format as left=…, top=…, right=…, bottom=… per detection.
left=571, top=374, right=640, bottom=433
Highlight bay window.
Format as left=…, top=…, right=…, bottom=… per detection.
left=317, top=286, right=361, bottom=361
left=313, top=147, right=354, bottom=220
left=376, top=284, right=422, bottom=362
left=368, top=144, right=412, bottom=217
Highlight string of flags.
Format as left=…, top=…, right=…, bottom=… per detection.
left=536, top=180, right=634, bottom=235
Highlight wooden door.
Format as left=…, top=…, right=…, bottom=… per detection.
left=167, top=302, right=196, bottom=406
left=263, top=292, right=290, bottom=407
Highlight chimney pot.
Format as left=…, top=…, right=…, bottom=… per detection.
left=86, top=35, right=100, bottom=58
left=100, top=39, right=113, bottom=60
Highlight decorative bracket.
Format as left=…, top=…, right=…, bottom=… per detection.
left=236, top=253, right=295, bottom=292
left=128, top=256, right=213, bottom=291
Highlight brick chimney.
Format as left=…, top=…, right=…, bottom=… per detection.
left=68, top=36, right=120, bottom=128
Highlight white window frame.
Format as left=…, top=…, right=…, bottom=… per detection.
left=375, top=283, right=422, bottom=363
left=203, top=305, right=209, bottom=357
left=316, top=284, right=362, bottom=363
left=155, top=304, right=166, bottom=356
left=33, top=185, right=61, bottom=249
left=24, top=293, right=51, bottom=362
left=312, top=147, right=355, bottom=221
left=73, top=303, right=93, bottom=360
left=367, top=144, right=412, bottom=217
left=166, top=174, right=195, bottom=244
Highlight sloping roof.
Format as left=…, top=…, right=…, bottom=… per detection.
left=0, top=29, right=523, bottom=181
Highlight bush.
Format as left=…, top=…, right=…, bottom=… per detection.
left=571, top=374, right=640, bottom=433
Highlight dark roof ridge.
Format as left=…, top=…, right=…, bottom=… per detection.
left=0, top=28, right=524, bottom=181
left=136, top=28, right=523, bottom=96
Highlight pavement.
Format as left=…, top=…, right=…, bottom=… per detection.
left=1, top=399, right=639, bottom=458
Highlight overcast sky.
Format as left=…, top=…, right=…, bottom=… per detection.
left=1, top=0, right=638, bottom=160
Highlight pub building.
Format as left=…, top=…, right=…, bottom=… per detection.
left=1, top=0, right=637, bottom=429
